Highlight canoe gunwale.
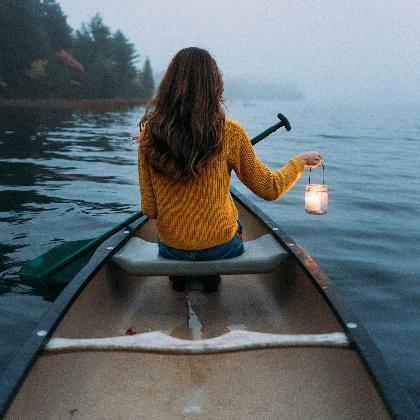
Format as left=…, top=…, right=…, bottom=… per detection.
left=0, top=189, right=417, bottom=419
left=230, top=187, right=418, bottom=420
left=0, top=215, right=148, bottom=418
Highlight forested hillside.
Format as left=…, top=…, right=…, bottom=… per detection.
left=0, top=0, right=154, bottom=100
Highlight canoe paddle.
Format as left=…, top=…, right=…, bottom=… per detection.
left=19, top=112, right=291, bottom=286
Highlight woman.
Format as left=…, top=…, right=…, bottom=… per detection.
left=138, top=47, right=323, bottom=292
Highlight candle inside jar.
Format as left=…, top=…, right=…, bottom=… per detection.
left=305, top=184, right=328, bottom=215
left=305, top=191, right=321, bottom=210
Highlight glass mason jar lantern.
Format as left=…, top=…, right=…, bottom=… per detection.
left=305, top=164, right=328, bottom=215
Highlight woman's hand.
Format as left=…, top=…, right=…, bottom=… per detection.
left=298, top=151, right=324, bottom=168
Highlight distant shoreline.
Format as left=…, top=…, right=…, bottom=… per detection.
left=0, top=98, right=148, bottom=111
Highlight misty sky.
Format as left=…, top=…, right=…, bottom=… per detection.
left=58, top=0, right=420, bottom=103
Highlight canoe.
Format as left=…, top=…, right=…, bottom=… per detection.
left=1, top=187, right=416, bottom=419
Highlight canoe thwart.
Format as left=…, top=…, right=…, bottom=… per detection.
left=45, top=330, right=351, bottom=355
left=112, top=234, right=288, bottom=276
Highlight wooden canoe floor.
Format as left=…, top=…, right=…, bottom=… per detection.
left=7, top=347, right=388, bottom=420
left=5, top=203, right=390, bottom=419
left=6, top=266, right=390, bottom=419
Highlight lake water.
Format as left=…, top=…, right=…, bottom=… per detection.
left=0, top=100, right=419, bottom=409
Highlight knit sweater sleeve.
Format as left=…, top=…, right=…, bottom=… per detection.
left=137, top=133, right=157, bottom=219
left=228, top=120, right=305, bottom=201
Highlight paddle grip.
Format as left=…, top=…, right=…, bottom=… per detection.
left=277, top=113, right=291, bottom=131
left=250, top=112, right=291, bottom=146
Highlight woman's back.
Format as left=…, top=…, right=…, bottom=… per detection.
left=137, top=47, right=322, bottom=291
left=138, top=118, right=304, bottom=250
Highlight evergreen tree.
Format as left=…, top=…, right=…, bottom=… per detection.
left=75, top=15, right=115, bottom=97
left=73, top=24, right=94, bottom=68
left=111, top=30, right=138, bottom=96
left=73, top=16, right=106, bottom=97
left=89, top=14, right=111, bottom=48
left=41, top=0, right=73, bottom=50
left=41, top=1, right=75, bottom=98
left=140, top=58, right=155, bottom=100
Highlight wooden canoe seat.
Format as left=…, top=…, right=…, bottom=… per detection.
left=112, top=234, right=288, bottom=276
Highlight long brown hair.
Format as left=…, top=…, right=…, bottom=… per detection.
left=140, top=47, right=225, bottom=181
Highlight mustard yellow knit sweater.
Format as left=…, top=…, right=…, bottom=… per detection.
left=138, top=118, right=304, bottom=250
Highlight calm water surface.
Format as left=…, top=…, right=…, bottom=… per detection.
left=1, top=101, right=419, bottom=408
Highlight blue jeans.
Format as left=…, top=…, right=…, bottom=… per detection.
left=158, top=221, right=244, bottom=261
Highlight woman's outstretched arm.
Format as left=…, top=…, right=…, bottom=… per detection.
left=228, top=120, right=305, bottom=201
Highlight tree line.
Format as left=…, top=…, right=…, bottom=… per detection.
left=0, top=0, right=154, bottom=100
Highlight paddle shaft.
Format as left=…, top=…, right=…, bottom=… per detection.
left=29, top=112, right=291, bottom=281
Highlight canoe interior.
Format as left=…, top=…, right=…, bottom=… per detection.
left=6, top=200, right=390, bottom=419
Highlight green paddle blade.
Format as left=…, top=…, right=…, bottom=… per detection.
left=19, top=211, right=144, bottom=287
left=19, top=239, right=94, bottom=286
left=42, top=248, right=96, bottom=287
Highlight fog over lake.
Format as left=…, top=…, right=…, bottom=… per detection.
left=58, top=0, right=420, bottom=103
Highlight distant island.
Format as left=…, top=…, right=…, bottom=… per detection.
left=153, top=71, right=304, bottom=102
left=0, top=0, right=154, bottom=108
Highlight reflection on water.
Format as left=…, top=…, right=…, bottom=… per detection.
left=0, top=108, right=70, bottom=159
left=1, top=102, right=420, bottom=410
left=0, top=108, right=141, bottom=298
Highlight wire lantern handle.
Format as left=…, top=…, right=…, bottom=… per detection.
left=308, top=163, right=325, bottom=185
